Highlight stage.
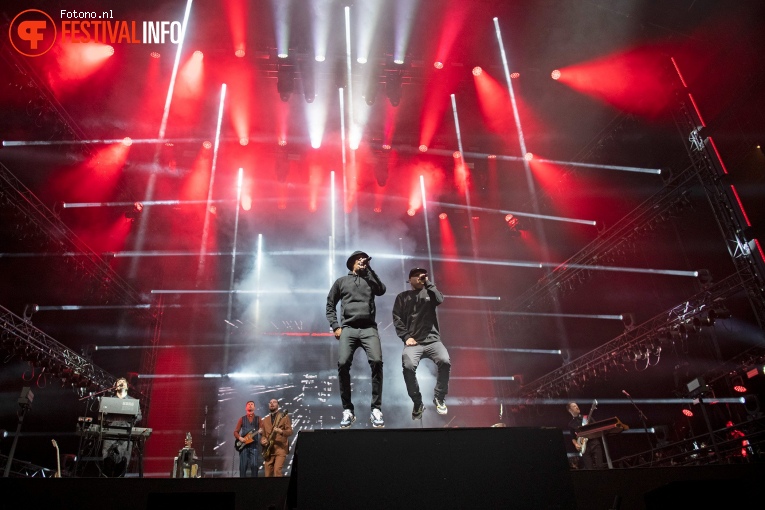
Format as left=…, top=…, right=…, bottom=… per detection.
left=3, top=427, right=763, bottom=509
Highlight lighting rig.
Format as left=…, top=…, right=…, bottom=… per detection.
left=514, top=273, right=741, bottom=401
left=0, top=305, right=116, bottom=392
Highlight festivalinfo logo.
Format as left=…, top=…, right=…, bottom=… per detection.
left=9, top=8, right=182, bottom=57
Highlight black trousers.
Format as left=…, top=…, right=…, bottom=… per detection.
left=337, top=326, right=383, bottom=412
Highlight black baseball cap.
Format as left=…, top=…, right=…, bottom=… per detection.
left=408, top=267, right=428, bottom=278
left=346, top=250, right=369, bottom=270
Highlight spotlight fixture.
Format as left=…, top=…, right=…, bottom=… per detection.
left=472, top=66, right=482, bottom=76
left=125, top=202, right=143, bottom=221
left=235, top=49, right=245, bottom=58
left=300, top=59, right=316, bottom=104
left=434, top=61, right=443, bottom=69
left=731, top=375, right=747, bottom=393
left=510, top=72, right=520, bottom=79
left=364, top=75, right=380, bottom=106
left=551, top=69, right=561, bottom=80
left=418, top=145, right=428, bottom=152
left=385, top=70, right=403, bottom=107
left=277, top=66, right=295, bottom=102
left=439, top=213, right=447, bottom=220
left=202, top=140, right=212, bottom=149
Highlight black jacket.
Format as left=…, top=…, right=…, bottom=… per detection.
left=392, top=281, right=445, bottom=343
left=326, top=269, right=386, bottom=330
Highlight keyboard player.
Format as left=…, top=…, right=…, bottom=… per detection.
left=101, top=377, right=142, bottom=477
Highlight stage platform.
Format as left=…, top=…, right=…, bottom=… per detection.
left=2, top=427, right=762, bottom=509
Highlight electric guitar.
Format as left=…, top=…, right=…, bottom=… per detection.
left=575, top=400, right=598, bottom=455
left=262, top=409, right=289, bottom=462
left=51, top=439, right=61, bottom=478
left=234, top=417, right=260, bottom=452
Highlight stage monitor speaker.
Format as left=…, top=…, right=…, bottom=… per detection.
left=287, top=426, right=576, bottom=510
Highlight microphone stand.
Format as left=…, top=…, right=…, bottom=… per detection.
left=79, top=385, right=116, bottom=401
left=624, top=392, right=655, bottom=465
left=200, top=405, right=208, bottom=478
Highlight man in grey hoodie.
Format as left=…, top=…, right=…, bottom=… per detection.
left=326, top=250, right=387, bottom=428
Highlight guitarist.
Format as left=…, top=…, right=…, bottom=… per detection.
left=260, top=398, right=293, bottom=477
left=566, top=401, right=605, bottom=469
left=233, top=400, right=262, bottom=477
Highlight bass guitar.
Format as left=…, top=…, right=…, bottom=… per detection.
left=262, top=409, right=289, bottom=462
left=234, top=417, right=261, bottom=452
left=575, top=399, right=598, bottom=455
left=51, top=439, right=61, bottom=478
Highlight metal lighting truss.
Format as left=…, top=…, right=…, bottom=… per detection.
left=0, top=304, right=115, bottom=390
left=672, top=77, right=765, bottom=329
left=514, top=273, right=745, bottom=401
left=504, top=162, right=697, bottom=316
left=0, top=163, right=148, bottom=310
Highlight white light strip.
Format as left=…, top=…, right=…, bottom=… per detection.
left=151, top=289, right=328, bottom=295
left=535, top=158, right=662, bottom=175
left=62, top=199, right=229, bottom=209
left=159, top=0, right=193, bottom=140
left=431, top=200, right=596, bottom=226
left=450, top=346, right=562, bottom=354
left=443, top=295, right=501, bottom=301
left=495, top=311, right=624, bottom=320
left=197, top=83, right=227, bottom=280
left=551, top=263, right=698, bottom=277
left=420, top=174, right=435, bottom=282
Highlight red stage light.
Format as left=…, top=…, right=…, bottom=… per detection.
left=106, top=45, right=115, bottom=56
left=734, top=385, right=747, bottom=393
left=239, top=137, right=249, bottom=146
left=551, top=69, right=561, bottom=80
left=682, top=409, right=694, bottom=417
left=150, top=51, right=160, bottom=59
left=505, top=214, right=514, bottom=222
left=510, top=72, right=520, bottom=79
left=122, top=137, right=132, bottom=146
left=209, top=205, right=217, bottom=215
left=472, top=66, right=482, bottom=76
left=202, top=141, right=212, bottom=149
left=434, top=61, right=444, bottom=69
left=524, top=152, right=534, bottom=161
left=373, top=207, right=382, bottom=213
left=194, top=50, right=204, bottom=59
left=382, top=144, right=391, bottom=150
left=439, top=213, right=447, bottom=220
left=487, top=154, right=496, bottom=159
left=165, top=142, right=174, bottom=147
left=407, top=209, right=416, bottom=217
left=453, top=151, right=461, bottom=159
left=235, top=49, right=245, bottom=58
left=278, top=139, right=287, bottom=147
left=418, top=145, right=428, bottom=152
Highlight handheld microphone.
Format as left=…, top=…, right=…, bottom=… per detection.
left=622, top=390, right=631, bottom=398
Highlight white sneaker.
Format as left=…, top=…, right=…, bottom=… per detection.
left=370, top=408, right=385, bottom=428
left=340, top=409, right=356, bottom=428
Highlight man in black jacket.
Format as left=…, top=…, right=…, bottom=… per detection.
left=392, top=268, right=450, bottom=419
left=326, top=250, right=387, bottom=428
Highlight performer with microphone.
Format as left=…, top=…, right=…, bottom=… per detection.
left=326, top=250, right=387, bottom=428
left=393, top=267, right=450, bottom=419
